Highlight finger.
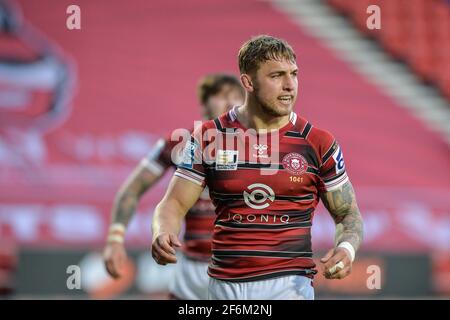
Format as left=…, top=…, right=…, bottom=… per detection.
left=113, top=254, right=125, bottom=276
left=325, top=257, right=351, bottom=278
left=153, top=244, right=177, bottom=263
left=324, top=263, right=343, bottom=279
left=151, top=249, right=163, bottom=265
left=324, top=256, right=342, bottom=276
left=323, top=255, right=340, bottom=272
left=156, top=250, right=177, bottom=264
left=169, top=234, right=182, bottom=247
left=105, top=260, right=119, bottom=278
left=116, top=251, right=126, bottom=269
left=323, top=250, right=348, bottom=271
left=152, top=252, right=168, bottom=265
left=324, top=262, right=342, bottom=278
left=104, top=260, right=113, bottom=277
left=328, top=250, right=350, bottom=266
left=330, top=265, right=351, bottom=280
left=154, top=242, right=176, bottom=260
left=152, top=253, right=167, bottom=265
left=110, top=257, right=123, bottom=278
left=320, top=249, right=335, bottom=263
left=157, top=236, right=176, bottom=255
left=325, top=268, right=348, bottom=280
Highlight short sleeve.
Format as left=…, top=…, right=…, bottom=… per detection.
left=317, top=133, right=349, bottom=192
left=139, top=137, right=174, bottom=176
left=174, top=127, right=207, bottom=187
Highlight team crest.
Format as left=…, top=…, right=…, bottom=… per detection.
left=282, top=153, right=308, bottom=176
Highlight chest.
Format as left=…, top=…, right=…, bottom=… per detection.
left=205, top=137, right=320, bottom=197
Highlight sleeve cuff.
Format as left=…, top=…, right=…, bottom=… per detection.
left=323, top=171, right=348, bottom=191
left=174, top=168, right=206, bottom=187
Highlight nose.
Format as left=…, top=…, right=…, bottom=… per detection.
left=282, top=75, right=295, bottom=92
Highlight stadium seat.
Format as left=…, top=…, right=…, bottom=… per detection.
left=327, top=0, right=450, bottom=102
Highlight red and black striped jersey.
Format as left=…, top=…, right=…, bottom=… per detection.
left=141, top=129, right=215, bottom=262
left=175, top=106, right=349, bottom=281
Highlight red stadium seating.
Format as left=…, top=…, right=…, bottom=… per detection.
left=327, top=0, right=450, bottom=100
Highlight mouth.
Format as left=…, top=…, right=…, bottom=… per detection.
left=277, top=95, right=294, bottom=106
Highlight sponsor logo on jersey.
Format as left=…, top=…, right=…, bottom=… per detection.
left=226, top=212, right=290, bottom=224
left=243, top=183, right=275, bottom=210
left=332, top=146, right=345, bottom=173
left=282, top=153, right=308, bottom=176
left=180, top=140, right=199, bottom=169
left=216, top=150, right=239, bottom=170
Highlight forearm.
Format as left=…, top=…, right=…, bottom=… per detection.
left=111, top=191, right=139, bottom=227
left=152, top=175, right=204, bottom=242
left=152, top=199, right=186, bottom=239
left=151, top=196, right=187, bottom=265
left=334, top=209, right=364, bottom=251
left=110, top=165, right=162, bottom=228
left=321, top=180, right=364, bottom=252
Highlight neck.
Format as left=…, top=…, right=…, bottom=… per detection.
left=237, top=96, right=291, bottom=132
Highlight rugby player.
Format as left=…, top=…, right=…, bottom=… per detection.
left=151, top=35, right=364, bottom=300
left=103, top=74, right=245, bottom=299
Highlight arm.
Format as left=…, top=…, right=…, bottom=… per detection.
left=151, top=176, right=204, bottom=265
left=319, top=180, right=364, bottom=279
left=103, top=162, right=164, bottom=278
left=111, top=164, right=162, bottom=227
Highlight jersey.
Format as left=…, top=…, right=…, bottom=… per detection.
left=141, top=129, right=216, bottom=262
left=175, top=106, right=349, bottom=281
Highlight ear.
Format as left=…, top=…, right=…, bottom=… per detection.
left=240, top=74, right=254, bottom=93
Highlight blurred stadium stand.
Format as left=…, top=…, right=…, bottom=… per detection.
left=328, top=0, right=450, bottom=100
left=0, top=0, right=449, bottom=299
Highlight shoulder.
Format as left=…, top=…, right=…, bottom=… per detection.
left=295, top=116, right=339, bottom=163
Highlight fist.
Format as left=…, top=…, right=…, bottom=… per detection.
left=151, top=233, right=182, bottom=265
left=103, top=242, right=127, bottom=279
left=320, top=247, right=353, bottom=280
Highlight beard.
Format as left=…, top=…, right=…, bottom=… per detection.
left=253, top=83, right=294, bottom=118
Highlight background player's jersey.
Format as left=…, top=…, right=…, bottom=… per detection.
left=141, top=130, right=215, bottom=262
left=175, top=106, right=349, bottom=281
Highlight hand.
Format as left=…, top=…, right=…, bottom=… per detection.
left=103, top=242, right=127, bottom=279
left=320, top=247, right=352, bottom=280
left=152, top=233, right=182, bottom=265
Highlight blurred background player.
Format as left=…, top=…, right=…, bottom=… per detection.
left=151, top=35, right=364, bottom=300
left=102, top=73, right=245, bottom=299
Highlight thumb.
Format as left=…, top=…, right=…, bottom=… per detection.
left=118, top=250, right=127, bottom=267
left=169, top=234, right=182, bottom=247
left=320, top=248, right=335, bottom=263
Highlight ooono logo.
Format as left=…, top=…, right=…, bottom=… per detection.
left=243, top=183, right=275, bottom=209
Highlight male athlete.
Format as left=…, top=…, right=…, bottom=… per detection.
left=103, top=74, right=245, bottom=299
left=151, top=35, right=364, bottom=300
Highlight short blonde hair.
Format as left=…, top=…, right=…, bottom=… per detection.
left=238, top=35, right=296, bottom=75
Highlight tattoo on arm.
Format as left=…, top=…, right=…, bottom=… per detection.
left=320, top=180, right=364, bottom=251
left=111, top=165, right=161, bottom=227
